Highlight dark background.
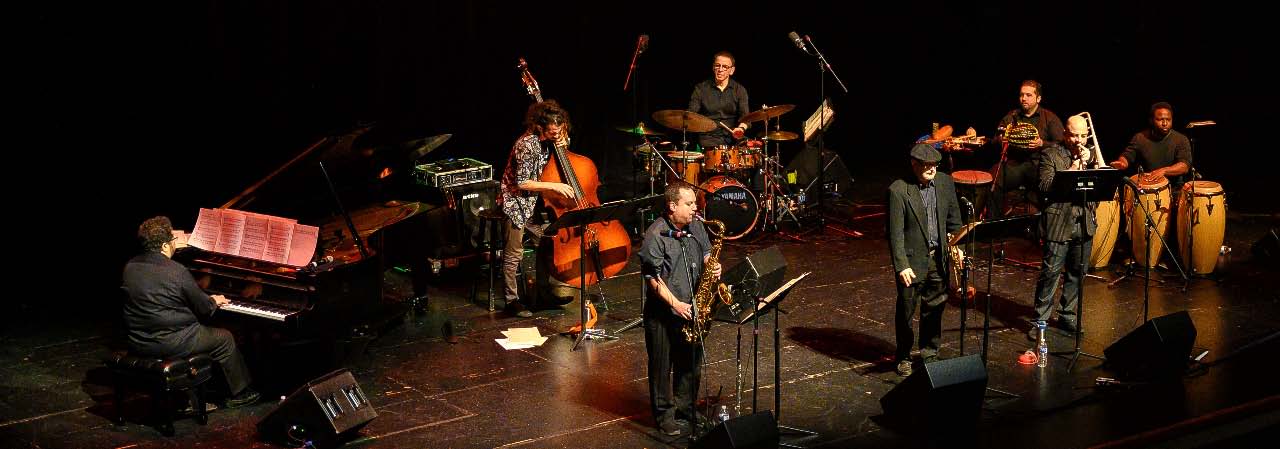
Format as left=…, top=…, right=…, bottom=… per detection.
left=22, top=1, right=1270, bottom=304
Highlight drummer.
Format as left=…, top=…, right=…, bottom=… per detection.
left=688, top=51, right=750, bottom=150
left=1108, top=102, right=1191, bottom=191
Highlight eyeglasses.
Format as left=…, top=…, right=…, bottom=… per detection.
left=712, top=64, right=733, bottom=70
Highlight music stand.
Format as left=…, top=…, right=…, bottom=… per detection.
left=1045, top=168, right=1123, bottom=370
left=704, top=271, right=817, bottom=449
left=544, top=195, right=664, bottom=351
left=952, top=214, right=1038, bottom=364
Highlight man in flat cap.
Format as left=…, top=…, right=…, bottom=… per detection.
left=886, top=144, right=963, bottom=376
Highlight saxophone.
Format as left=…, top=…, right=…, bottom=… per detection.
left=682, top=219, right=733, bottom=343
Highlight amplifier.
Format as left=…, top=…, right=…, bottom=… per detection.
left=413, top=158, right=493, bottom=189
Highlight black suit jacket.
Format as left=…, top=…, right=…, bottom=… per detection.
left=1037, top=143, right=1098, bottom=242
left=121, top=251, right=218, bottom=357
left=887, top=172, right=962, bottom=285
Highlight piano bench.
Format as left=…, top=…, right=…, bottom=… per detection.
left=105, top=352, right=214, bottom=436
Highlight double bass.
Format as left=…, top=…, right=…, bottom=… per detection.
left=517, top=59, right=632, bottom=287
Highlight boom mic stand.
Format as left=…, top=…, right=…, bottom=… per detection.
left=1118, top=177, right=1188, bottom=322
left=799, top=34, right=848, bottom=233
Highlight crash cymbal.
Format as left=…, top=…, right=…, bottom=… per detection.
left=615, top=122, right=665, bottom=136
left=407, top=134, right=452, bottom=161
left=762, top=130, right=799, bottom=141
left=740, top=104, right=795, bottom=123
left=651, top=110, right=716, bottom=133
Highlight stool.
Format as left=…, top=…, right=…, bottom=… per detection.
left=106, top=352, right=214, bottom=436
left=472, top=208, right=510, bottom=311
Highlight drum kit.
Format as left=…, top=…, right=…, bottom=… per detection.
left=619, top=105, right=805, bottom=240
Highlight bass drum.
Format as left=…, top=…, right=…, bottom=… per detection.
left=698, top=176, right=759, bottom=240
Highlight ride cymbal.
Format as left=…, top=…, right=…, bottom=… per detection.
left=740, top=104, right=795, bottom=123
left=652, top=110, right=716, bottom=133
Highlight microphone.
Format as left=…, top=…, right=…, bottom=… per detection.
left=661, top=229, right=691, bottom=239
left=1120, top=175, right=1141, bottom=192
left=638, top=34, right=649, bottom=55
left=788, top=31, right=808, bottom=53
left=959, top=197, right=974, bottom=212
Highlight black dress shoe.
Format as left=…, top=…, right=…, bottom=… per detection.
left=1058, top=320, right=1079, bottom=333
left=225, top=389, right=260, bottom=409
left=659, top=419, right=682, bottom=436
left=178, top=401, right=218, bottom=415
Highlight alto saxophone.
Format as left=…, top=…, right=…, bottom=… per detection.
left=682, top=219, right=733, bottom=343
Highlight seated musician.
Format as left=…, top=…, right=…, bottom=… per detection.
left=688, top=51, right=750, bottom=149
left=991, top=80, right=1066, bottom=218
left=1108, top=101, right=1192, bottom=237
left=498, top=100, right=577, bottom=317
left=121, top=216, right=260, bottom=408
left=1029, top=116, right=1098, bottom=340
left=639, top=182, right=720, bottom=436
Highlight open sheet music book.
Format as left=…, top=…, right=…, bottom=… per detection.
left=186, top=208, right=319, bottom=267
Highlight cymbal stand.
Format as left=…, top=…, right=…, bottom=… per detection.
left=755, top=117, right=806, bottom=243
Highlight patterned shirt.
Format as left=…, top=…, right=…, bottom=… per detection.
left=499, top=132, right=563, bottom=228
left=919, top=181, right=938, bottom=249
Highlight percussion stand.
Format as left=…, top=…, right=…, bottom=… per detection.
left=987, top=138, right=1040, bottom=272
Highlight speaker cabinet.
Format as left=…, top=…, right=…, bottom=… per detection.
left=1104, top=311, right=1197, bottom=380
left=257, top=369, right=377, bottom=449
left=421, top=180, right=499, bottom=258
left=691, top=411, right=779, bottom=449
left=784, top=146, right=854, bottom=202
left=880, top=355, right=987, bottom=431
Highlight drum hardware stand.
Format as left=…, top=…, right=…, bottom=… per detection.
left=754, top=117, right=808, bottom=243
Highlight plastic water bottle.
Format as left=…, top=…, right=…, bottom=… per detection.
left=718, top=405, right=731, bottom=423
left=1037, top=321, right=1048, bottom=368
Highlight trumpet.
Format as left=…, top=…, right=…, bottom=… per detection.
left=1071, top=112, right=1106, bottom=169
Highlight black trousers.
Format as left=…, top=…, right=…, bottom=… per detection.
left=188, top=325, right=253, bottom=395
left=1034, top=222, right=1091, bottom=324
left=895, top=253, right=946, bottom=362
left=644, top=311, right=704, bottom=425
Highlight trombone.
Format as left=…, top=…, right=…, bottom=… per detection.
left=1071, top=112, right=1106, bottom=169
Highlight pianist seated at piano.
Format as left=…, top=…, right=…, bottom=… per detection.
left=121, top=216, right=261, bottom=409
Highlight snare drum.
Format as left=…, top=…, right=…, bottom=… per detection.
left=699, top=175, right=759, bottom=240
left=663, top=151, right=703, bottom=186
left=951, top=170, right=993, bottom=222
left=1124, top=175, right=1171, bottom=269
left=1177, top=181, right=1227, bottom=274
left=1090, top=190, right=1121, bottom=269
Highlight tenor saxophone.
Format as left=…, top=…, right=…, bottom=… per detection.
left=682, top=219, right=733, bottom=343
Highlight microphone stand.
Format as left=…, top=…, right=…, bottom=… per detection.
left=1119, top=179, right=1187, bottom=322
left=802, top=35, right=848, bottom=234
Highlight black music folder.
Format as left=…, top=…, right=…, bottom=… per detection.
left=1046, top=168, right=1123, bottom=204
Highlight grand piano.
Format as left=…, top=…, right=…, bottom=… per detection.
left=175, top=126, right=441, bottom=345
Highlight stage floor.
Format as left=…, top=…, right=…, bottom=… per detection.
left=4, top=207, right=1280, bottom=448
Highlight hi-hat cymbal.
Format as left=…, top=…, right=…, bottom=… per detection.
left=652, top=110, right=716, bottom=133
left=615, top=122, right=665, bottom=136
left=762, top=130, right=799, bottom=141
left=740, top=104, right=795, bottom=123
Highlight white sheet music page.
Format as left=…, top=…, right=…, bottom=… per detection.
left=285, top=223, right=319, bottom=267
left=187, top=208, right=222, bottom=251
left=213, top=210, right=246, bottom=255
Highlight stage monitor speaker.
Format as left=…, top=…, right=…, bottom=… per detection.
left=690, top=411, right=779, bottom=449
left=879, top=354, right=987, bottom=431
left=785, top=146, right=853, bottom=202
left=716, top=246, right=787, bottom=322
left=422, top=180, right=499, bottom=257
left=1252, top=228, right=1280, bottom=264
left=257, top=369, right=377, bottom=449
left=1103, top=311, right=1197, bottom=380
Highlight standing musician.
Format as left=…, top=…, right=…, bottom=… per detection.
left=887, top=144, right=962, bottom=377
left=1109, top=101, right=1191, bottom=201
left=688, top=51, right=750, bottom=150
left=639, top=182, right=720, bottom=436
left=498, top=100, right=577, bottom=317
left=991, top=80, right=1065, bottom=218
left=1029, top=115, right=1098, bottom=340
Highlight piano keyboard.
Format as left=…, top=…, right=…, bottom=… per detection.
left=220, top=300, right=299, bottom=322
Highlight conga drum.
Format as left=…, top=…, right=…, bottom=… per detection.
left=1177, top=181, right=1227, bottom=274
left=1090, top=190, right=1121, bottom=269
left=951, top=170, right=993, bottom=222
left=663, top=151, right=703, bottom=186
left=1124, top=175, right=1171, bottom=269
